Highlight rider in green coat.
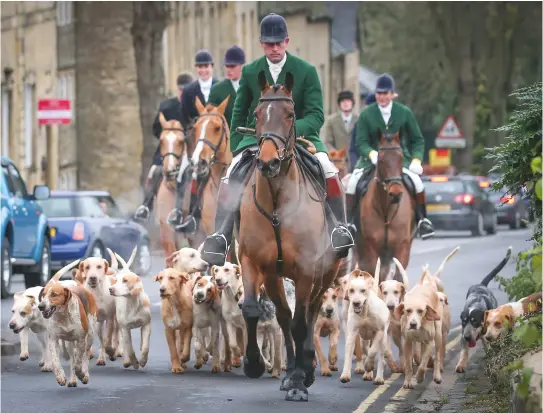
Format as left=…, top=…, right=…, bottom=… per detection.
left=200, top=13, right=354, bottom=267
left=175, top=46, right=246, bottom=233
left=345, top=73, right=435, bottom=239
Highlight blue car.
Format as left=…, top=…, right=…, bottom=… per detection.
left=37, top=190, right=152, bottom=276
left=1, top=156, right=52, bottom=298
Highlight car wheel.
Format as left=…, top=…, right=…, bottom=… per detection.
left=509, top=211, right=521, bottom=230
left=133, top=239, right=152, bottom=276
left=24, top=238, right=51, bottom=288
left=486, top=213, right=498, bottom=235
left=1, top=237, right=13, bottom=299
left=90, top=242, right=105, bottom=258
left=471, top=213, right=484, bottom=237
left=520, top=210, right=528, bottom=229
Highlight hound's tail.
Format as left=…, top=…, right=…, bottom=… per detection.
left=481, top=246, right=512, bottom=286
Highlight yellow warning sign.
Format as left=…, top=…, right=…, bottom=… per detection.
left=429, top=148, right=451, bottom=167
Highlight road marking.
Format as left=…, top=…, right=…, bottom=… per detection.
left=153, top=301, right=161, bottom=307
left=353, top=326, right=463, bottom=412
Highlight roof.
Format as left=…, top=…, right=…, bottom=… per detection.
left=51, top=190, right=111, bottom=197
left=326, top=2, right=359, bottom=57
left=359, top=65, right=381, bottom=96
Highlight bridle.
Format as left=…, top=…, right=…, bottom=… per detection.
left=161, top=126, right=184, bottom=181
left=376, top=136, right=403, bottom=191
left=194, top=112, right=230, bottom=168
left=256, top=95, right=296, bottom=162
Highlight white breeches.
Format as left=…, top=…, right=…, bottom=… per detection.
left=221, top=146, right=338, bottom=184
left=175, top=152, right=191, bottom=183
left=345, top=167, right=424, bottom=195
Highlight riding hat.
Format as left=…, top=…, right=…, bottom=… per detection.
left=337, top=90, right=355, bottom=105
left=260, top=13, right=288, bottom=43
left=176, top=73, right=194, bottom=89
left=375, top=73, right=395, bottom=93
left=195, top=49, right=213, bottom=66
left=224, top=46, right=246, bottom=66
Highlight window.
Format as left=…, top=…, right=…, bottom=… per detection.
left=1, top=86, right=12, bottom=157
left=37, top=197, right=74, bottom=218
left=7, top=164, right=28, bottom=198
left=56, top=1, right=73, bottom=27
left=425, top=181, right=464, bottom=195
left=77, top=196, right=111, bottom=218
left=24, top=83, right=35, bottom=169
left=2, top=165, right=15, bottom=194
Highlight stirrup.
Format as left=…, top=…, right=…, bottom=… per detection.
left=201, top=233, right=229, bottom=266
left=175, top=216, right=197, bottom=234
left=330, top=226, right=355, bottom=251
left=166, top=209, right=182, bottom=226
left=418, top=218, right=435, bottom=240
left=134, top=205, right=150, bottom=220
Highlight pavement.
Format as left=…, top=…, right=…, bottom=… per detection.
left=0, top=226, right=533, bottom=413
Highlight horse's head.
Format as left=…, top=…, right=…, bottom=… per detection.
left=329, top=148, right=347, bottom=179
left=191, top=96, right=231, bottom=178
left=159, top=113, right=185, bottom=187
left=255, top=71, right=295, bottom=179
left=377, top=131, right=404, bottom=203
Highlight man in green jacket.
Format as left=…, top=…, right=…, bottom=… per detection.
left=200, top=13, right=355, bottom=266
left=345, top=73, right=435, bottom=239
left=174, top=46, right=246, bottom=233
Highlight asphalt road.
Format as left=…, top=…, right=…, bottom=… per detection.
left=1, top=226, right=533, bottom=413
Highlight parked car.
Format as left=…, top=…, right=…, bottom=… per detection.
left=422, top=175, right=497, bottom=237
left=37, top=190, right=152, bottom=276
left=1, top=156, right=52, bottom=298
left=488, top=187, right=529, bottom=229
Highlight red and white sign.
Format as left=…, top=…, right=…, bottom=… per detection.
left=435, top=115, right=465, bottom=149
left=38, top=99, right=72, bottom=125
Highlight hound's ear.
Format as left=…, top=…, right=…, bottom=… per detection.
left=110, top=276, right=117, bottom=285
left=425, top=304, right=440, bottom=321
left=338, top=148, right=346, bottom=158
left=483, top=311, right=489, bottom=328
left=79, top=260, right=86, bottom=273
left=63, top=287, right=72, bottom=303
left=210, top=266, right=217, bottom=276
left=38, top=287, right=45, bottom=302
left=233, top=264, right=241, bottom=278
left=284, top=72, right=294, bottom=93
left=102, top=259, right=109, bottom=274
left=394, top=303, right=405, bottom=320
left=349, top=269, right=362, bottom=280
left=192, top=275, right=203, bottom=292
left=258, top=70, right=269, bottom=91
left=152, top=273, right=160, bottom=282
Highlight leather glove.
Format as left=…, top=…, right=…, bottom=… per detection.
left=409, top=158, right=423, bottom=175
left=369, top=150, right=378, bottom=165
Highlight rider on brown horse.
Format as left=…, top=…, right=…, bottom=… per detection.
left=200, top=13, right=355, bottom=266
left=134, top=72, right=193, bottom=221
left=345, top=73, right=435, bottom=239
left=175, top=45, right=246, bottom=234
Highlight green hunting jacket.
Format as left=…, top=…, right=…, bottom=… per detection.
left=208, top=79, right=237, bottom=129
left=230, top=51, right=326, bottom=156
left=354, top=102, right=425, bottom=169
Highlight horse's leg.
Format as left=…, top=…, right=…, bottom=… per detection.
left=240, top=258, right=265, bottom=379
left=263, top=276, right=295, bottom=391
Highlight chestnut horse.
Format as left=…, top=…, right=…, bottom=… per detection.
left=236, top=72, right=341, bottom=402
left=155, top=113, right=186, bottom=263
left=182, top=96, right=234, bottom=253
left=328, top=148, right=347, bottom=180
left=356, top=132, right=416, bottom=283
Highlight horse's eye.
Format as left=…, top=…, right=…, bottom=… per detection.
left=215, top=126, right=221, bottom=132
left=286, top=113, right=294, bottom=119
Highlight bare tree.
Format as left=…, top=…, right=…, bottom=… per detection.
left=131, top=1, right=169, bottom=185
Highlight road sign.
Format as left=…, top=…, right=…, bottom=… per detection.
left=435, top=115, right=465, bottom=149
left=38, top=99, right=72, bottom=125
left=429, top=148, right=451, bottom=167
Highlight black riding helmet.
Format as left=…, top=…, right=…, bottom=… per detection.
left=260, top=13, right=288, bottom=43
left=195, top=49, right=213, bottom=66
left=337, top=90, right=354, bottom=105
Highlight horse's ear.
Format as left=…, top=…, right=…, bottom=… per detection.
left=284, top=72, right=294, bottom=94
left=329, top=149, right=337, bottom=158
left=338, top=148, right=346, bottom=158
left=216, top=95, right=230, bottom=116
left=159, top=112, right=168, bottom=129
left=195, top=96, right=207, bottom=116
left=258, top=71, right=269, bottom=91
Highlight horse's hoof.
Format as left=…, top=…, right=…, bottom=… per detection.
left=243, top=355, right=265, bottom=379
left=285, top=388, right=309, bottom=402
left=303, top=370, right=315, bottom=388
left=280, top=375, right=293, bottom=391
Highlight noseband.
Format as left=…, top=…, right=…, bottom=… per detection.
left=161, top=126, right=184, bottom=181
left=257, top=96, right=296, bottom=162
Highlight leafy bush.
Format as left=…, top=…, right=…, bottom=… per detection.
left=486, top=82, right=542, bottom=240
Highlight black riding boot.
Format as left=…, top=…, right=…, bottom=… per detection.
left=175, top=180, right=200, bottom=234
left=167, top=176, right=188, bottom=227
left=201, top=181, right=239, bottom=266
left=415, top=191, right=435, bottom=240
left=134, top=165, right=163, bottom=221
left=345, top=194, right=357, bottom=236
left=326, top=176, right=355, bottom=259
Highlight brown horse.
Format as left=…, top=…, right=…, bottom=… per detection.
left=181, top=96, right=233, bottom=250
left=155, top=113, right=186, bottom=263
left=328, top=148, right=347, bottom=180
left=236, top=72, right=341, bottom=402
left=357, top=132, right=416, bottom=283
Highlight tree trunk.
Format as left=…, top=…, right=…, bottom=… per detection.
left=455, top=50, right=477, bottom=172
left=131, top=1, right=168, bottom=185
left=75, top=2, right=143, bottom=210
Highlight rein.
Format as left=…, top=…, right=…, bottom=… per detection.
left=195, top=113, right=230, bottom=168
